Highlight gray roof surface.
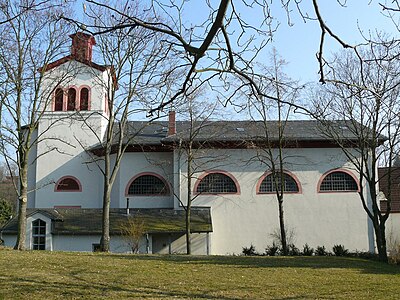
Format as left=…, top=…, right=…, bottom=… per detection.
left=166, top=120, right=358, bottom=142
left=90, top=119, right=367, bottom=151
left=1, top=208, right=212, bottom=235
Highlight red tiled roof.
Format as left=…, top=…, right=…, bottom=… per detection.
left=378, top=167, right=400, bottom=213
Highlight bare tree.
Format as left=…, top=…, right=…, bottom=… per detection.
left=312, top=41, right=400, bottom=262
left=59, top=1, right=379, bottom=115
left=81, top=2, right=173, bottom=252
left=248, top=49, right=302, bottom=255
left=0, top=1, right=72, bottom=250
left=118, top=217, right=146, bottom=253
left=172, top=96, right=223, bottom=255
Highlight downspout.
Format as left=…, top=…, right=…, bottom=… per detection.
left=126, top=197, right=130, bottom=215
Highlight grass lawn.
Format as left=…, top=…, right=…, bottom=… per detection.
left=0, top=249, right=399, bottom=299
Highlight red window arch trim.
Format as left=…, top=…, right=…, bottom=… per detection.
left=125, top=172, right=170, bottom=196
left=193, top=170, right=241, bottom=195
left=54, top=176, right=82, bottom=192
left=54, top=88, right=64, bottom=111
left=52, top=85, right=91, bottom=112
left=79, top=85, right=91, bottom=111
left=67, top=86, right=77, bottom=111
left=256, top=170, right=302, bottom=194
left=317, top=168, right=360, bottom=193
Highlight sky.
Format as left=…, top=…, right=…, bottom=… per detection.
left=176, top=0, right=399, bottom=83
left=77, top=1, right=399, bottom=83
left=77, top=1, right=400, bottom=119
left=269, top=1, right=399, bottom=82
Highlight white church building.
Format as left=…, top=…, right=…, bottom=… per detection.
left=0, top=33, right=382, bottom=254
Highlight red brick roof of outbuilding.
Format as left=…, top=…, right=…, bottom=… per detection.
left=378, top=167, right=400, bottom=213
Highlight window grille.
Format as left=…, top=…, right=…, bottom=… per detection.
left=128, top=175, right=168, bottom=195
left=320, top=171, right=358, bottom=191
left=259, top=173, right=299, bottom=193
left=197, top=173, right=237, bottom=194
left=56, top=177, right=80, bottom=191
left=32, top=219, right=46, bottom=250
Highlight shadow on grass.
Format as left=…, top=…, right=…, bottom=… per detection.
left=4, top=274, right=241, bottom=300
left=104, top=254, right=400, bottom=275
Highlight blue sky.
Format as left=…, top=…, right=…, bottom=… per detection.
left=77, top=1, right=399, bottom=119
left=78, top=1, right=398, bottom=83
left=176, top=0, right=398, bottom=83
left=269, top=1, right=398, bottom=82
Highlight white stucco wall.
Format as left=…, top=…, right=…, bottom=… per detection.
left=27, top=64, right=377, bottom=255
left=116, top=152, right=174, bottom=209
left=27, top=128, right=38, bottom=208
left=26, top=213, right=53, bottom=250
left=386, top=213, right=400, bottom=252
left=1, top=235, right=16, bottom=248
left=52, top=235, right=150, bottom=253
left=152, top=233, right=209, bottom=255
left=32, top=61, right=110, bottom=209
left=177, top=148, right=374, bottom=255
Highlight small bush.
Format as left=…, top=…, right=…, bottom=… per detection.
left=315, top=246, right=327, bottom=256
left=389, top=245, right=400, bottom=265
left=0, top=199, right=13, bottom=227
left=349, top=251, right=379, bottom=261
left=242, top=244, right=258, bottom=256
left=265, top=242, right=279, bottom=256
left=288, top=244, right=301, bottom=256
left=332, top=244, right=349, bottom=256
left=302, top=244, right=314, bottom=256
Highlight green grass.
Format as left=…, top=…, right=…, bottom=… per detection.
left=0, top=249, right=399, bottom=299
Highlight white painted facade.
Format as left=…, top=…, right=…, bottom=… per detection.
left=1, top=33, right=380, bottom=255
left=174, top=148, right=374, bottom=254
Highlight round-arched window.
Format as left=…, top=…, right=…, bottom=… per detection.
left=319, top=171, right=358, bottom=192
left=55, top=176, right=81, bottom=192
left=196, top=172, right=238, bottom=194
left=259, top=173, right=299, bottom=193
left=127, top=174, right=169, bottom=195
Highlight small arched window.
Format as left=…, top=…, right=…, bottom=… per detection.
left=127, top=174, right=169, bottom=195
left=67, top=88, right=76, bottom=111
left=32, top=219, right=46, bottom=250
left=258, top=172, right=300, bottom=193
left=319, top=170, right=358, bottom=192
left=80, top=87, right=89, bottom=111
left=54, top=88, right=64, bottom=111
left=55, top=176, right=82, bottom=192
left=196, top=172, right=238, bottom=194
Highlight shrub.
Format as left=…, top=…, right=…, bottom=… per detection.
left=288, top=244, right=301, bottom=256
left=269, top=227, right=296, bottom=249
left=315, top=246, right=327, bottom=256
left=302, top=244, right=314, bottom=256
left=118, top=217, right=146, bottom=253
left=0, top=199, right=13, bottom=227
left=332, top=244, right=349, bottom=256
left=265, top=242, right=279, bottom=256
left=349, top=251, right=379, bottom=260
left=242, top=244, right=258, bottom=256
left=387, top=233, right=400, bottom=265
left=389, top=245, right=400, bottom=265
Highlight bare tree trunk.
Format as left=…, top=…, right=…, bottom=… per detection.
left=372, top=216, right=388, bottom=262
left=14, top=152, right=28, bottom=250
left=186, top=150, right=192, bottom=255
left=278, top=197, right=287, bottom=255
left=100, top=148, right=111, bottom=252
left=101, top=182, right=111, bottom=252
